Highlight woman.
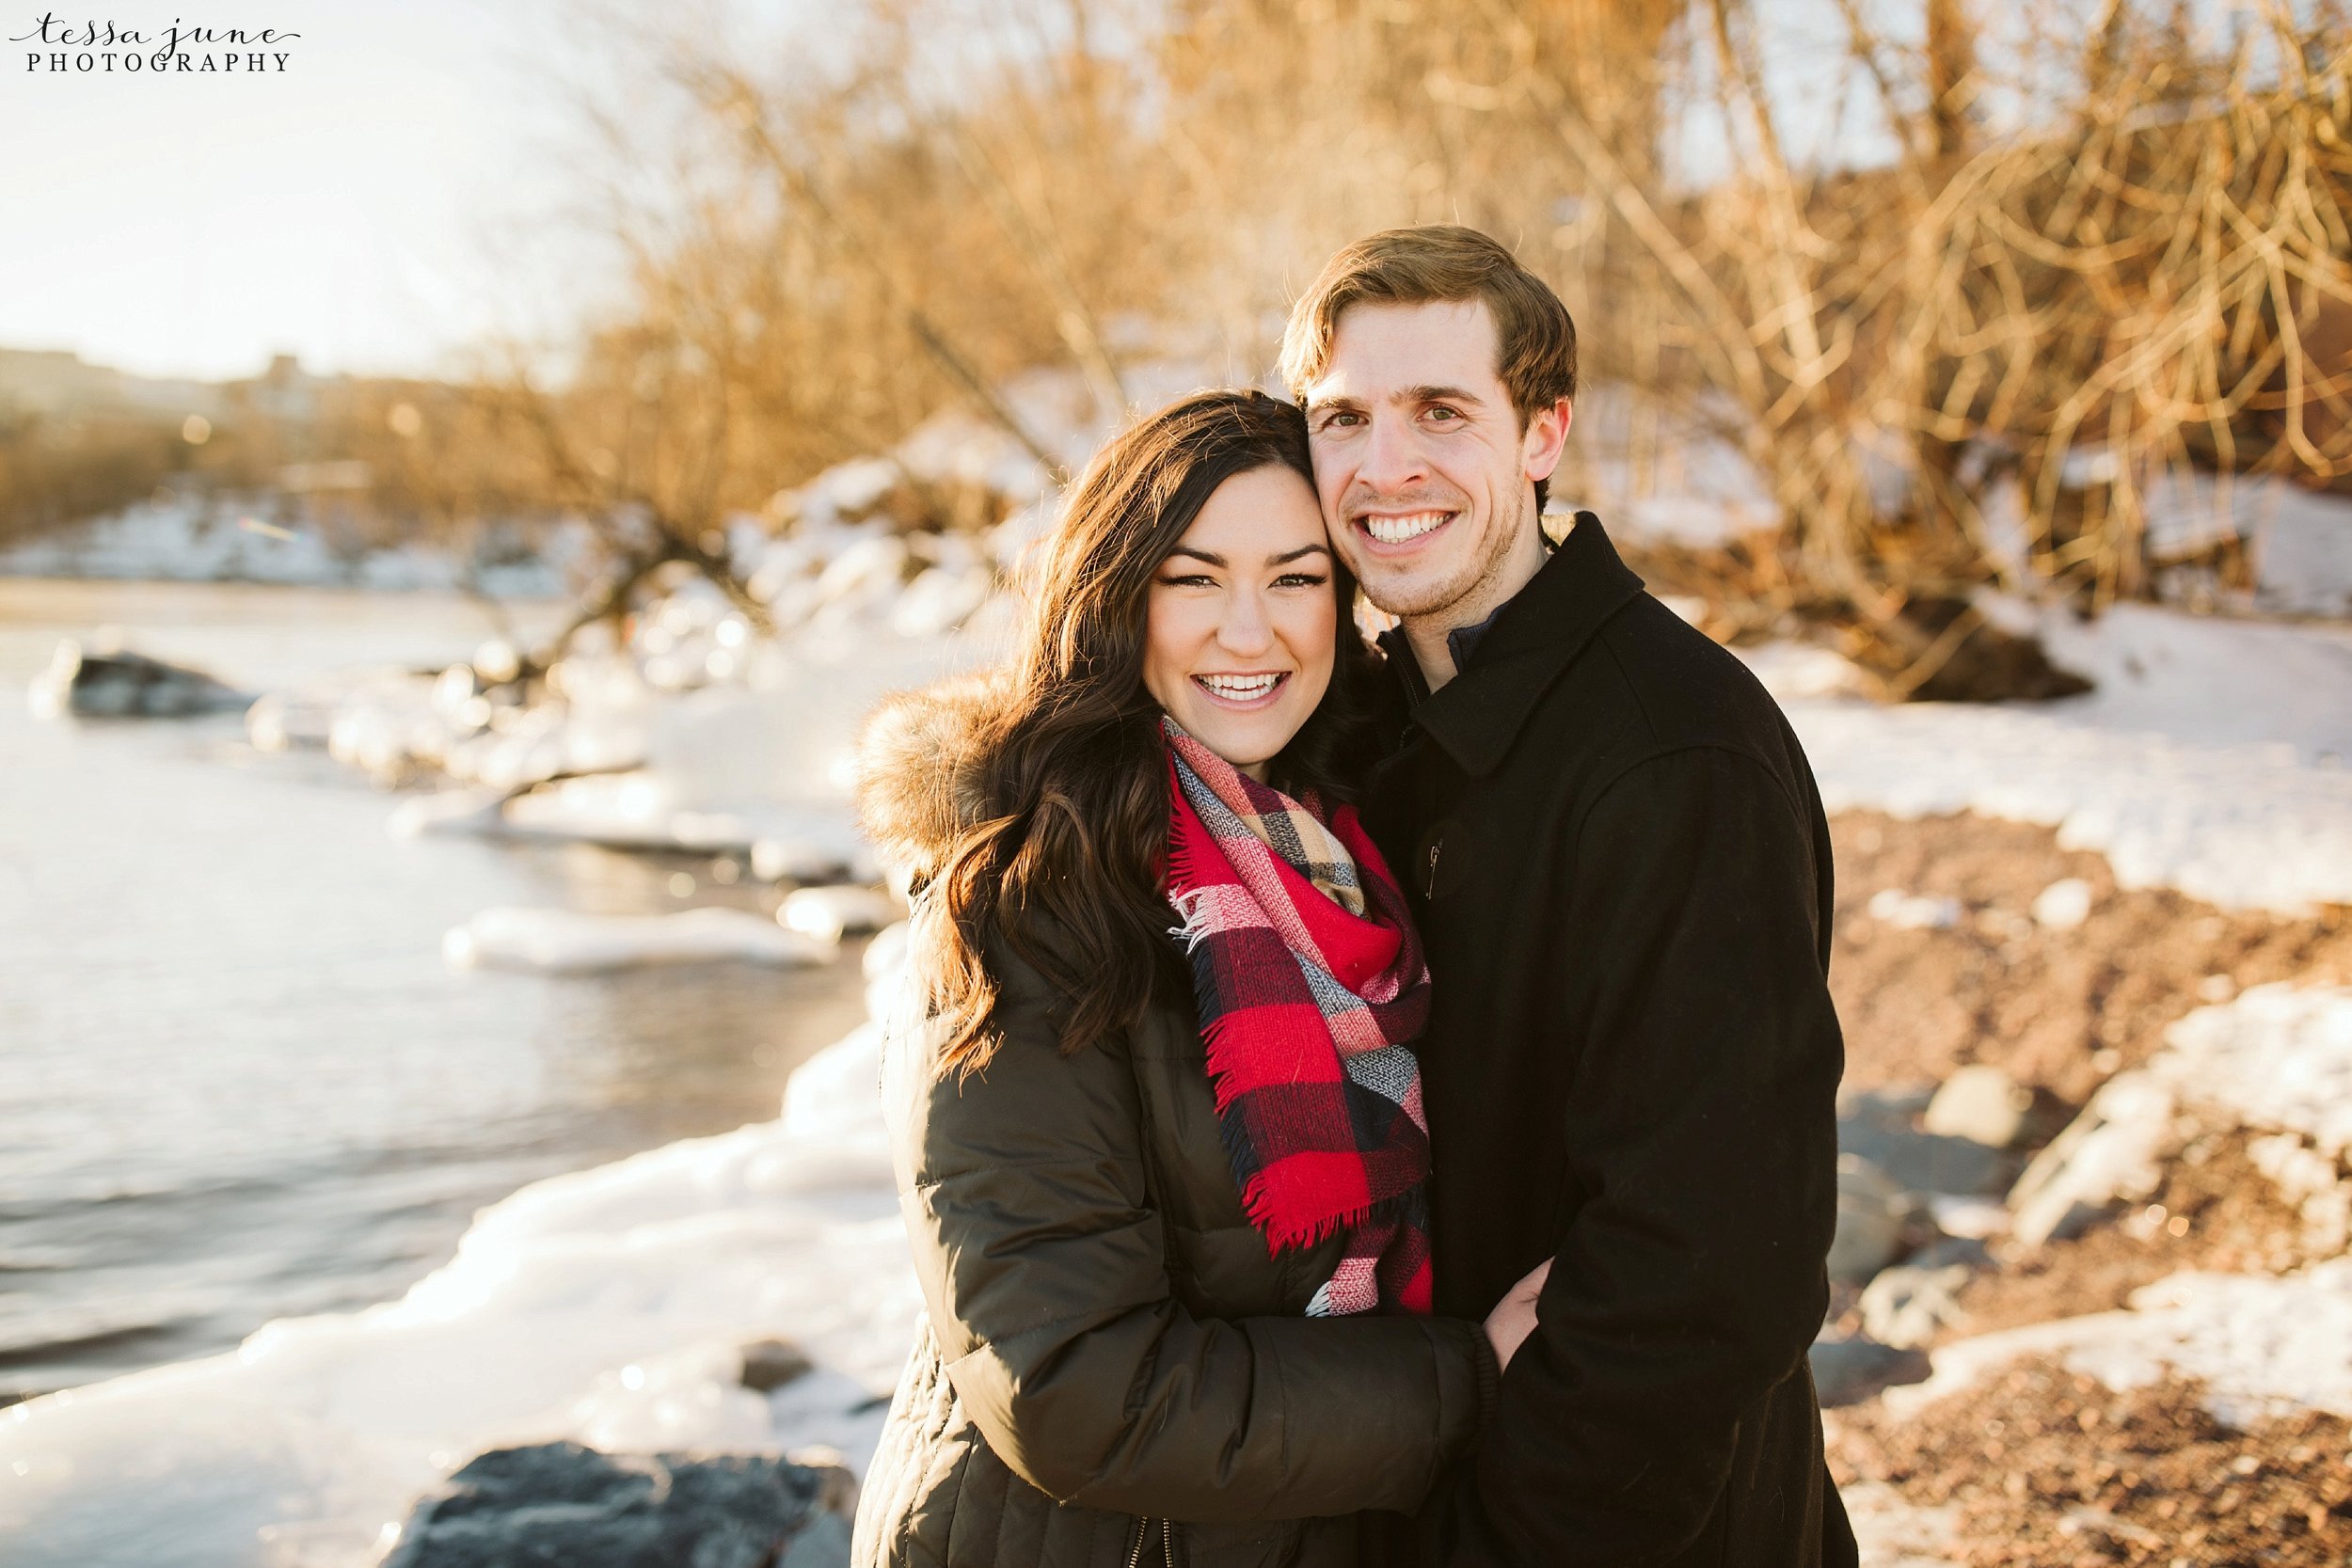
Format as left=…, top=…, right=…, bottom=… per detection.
left=851, top=391, right=1520, bottom=1568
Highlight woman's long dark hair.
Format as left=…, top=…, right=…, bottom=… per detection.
left=922, top=389, right=1380, bottom=1076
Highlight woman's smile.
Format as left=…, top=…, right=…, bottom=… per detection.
left=1191, top=671, right=1291, bottom=706
left=1142, top=462, right=1338, bottom=780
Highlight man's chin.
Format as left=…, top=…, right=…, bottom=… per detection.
left=1357, top=566, right=1467, bottom=624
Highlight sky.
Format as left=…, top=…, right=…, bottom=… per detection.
left=1, top=0, right=608, bottom=382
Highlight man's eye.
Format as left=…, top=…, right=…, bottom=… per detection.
left=1320, top=411, right=1363, bottom=430
left=1424, top=405, right=1460, bottom=422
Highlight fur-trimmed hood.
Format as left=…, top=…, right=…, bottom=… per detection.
left=853, top=665, right=1017, bottom=883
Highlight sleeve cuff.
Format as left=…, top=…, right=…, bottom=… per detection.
left=1467, top=1321, right=1502, bottom=1433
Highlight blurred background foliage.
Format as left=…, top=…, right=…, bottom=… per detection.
left=6, top=0, right=2346, bottom=697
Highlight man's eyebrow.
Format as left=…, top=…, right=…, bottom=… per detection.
left=1404, top=384, right=1486, bottom=406
left=1305, top=391, right=1366, bottom=413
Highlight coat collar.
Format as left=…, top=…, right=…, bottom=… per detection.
left=1375, top=512, right=1645, bottom=779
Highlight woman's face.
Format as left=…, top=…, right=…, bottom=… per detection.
left=1142, top=464, right=1339, bottom=781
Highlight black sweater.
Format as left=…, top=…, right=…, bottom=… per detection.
left=1365, top=515, right=1857, bottom=1568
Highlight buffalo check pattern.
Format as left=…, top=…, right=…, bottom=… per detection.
left=1163, top=720, right=1434, bottom=1316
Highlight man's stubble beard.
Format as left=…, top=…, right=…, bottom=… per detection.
left=1359, top=482, right=1531, bottom=626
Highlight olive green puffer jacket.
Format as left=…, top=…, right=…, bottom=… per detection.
left=850, top=673, right=1495, bottom=1568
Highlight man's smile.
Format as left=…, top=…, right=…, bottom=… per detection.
left=1354, top=510, right=1457, bottom=550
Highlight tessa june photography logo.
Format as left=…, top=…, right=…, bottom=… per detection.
left=16, top=13, right=299, bottom=72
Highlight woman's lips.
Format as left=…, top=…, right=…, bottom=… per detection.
left=1191, top=672, right=1289, bottom=708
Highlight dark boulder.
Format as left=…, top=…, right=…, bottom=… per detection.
left=381, top=1441, right=852, bottom=1568
left=1808, top=1333, right=1933, bottom=1408
left=29, top=641, right=251, bottom=720
left=1838, top=1086, right=2024, bottom=1199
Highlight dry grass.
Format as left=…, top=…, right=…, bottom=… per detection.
left=576, top=1, right=2350, bottom=687
left=28, top=4, right=2341, bottom=683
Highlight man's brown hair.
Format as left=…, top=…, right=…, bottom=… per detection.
left=1279, top=225, right=1578, bottom=509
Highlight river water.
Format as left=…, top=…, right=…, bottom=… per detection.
left=0, top=578, right=871, bottom=1401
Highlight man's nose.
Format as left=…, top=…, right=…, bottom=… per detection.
left=1357, top=411, right=1428, bottom=494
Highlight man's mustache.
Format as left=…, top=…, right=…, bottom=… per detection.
left=1340, top=488, right=1470, bottom=522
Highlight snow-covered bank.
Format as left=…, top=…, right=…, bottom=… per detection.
left=1885, top=1261, right=2352, bottom=1430
left=1749, top=604, right=2352, bottom=914
left=0, top=497, right=581, bottom=597
left=440, top=906, right=839, bottom=973
left=0, top=941, right=923, bottom=1568
left=14, top=376, right=2351, bottom=1566
left=1878, top=984, right=2352, bottom=1426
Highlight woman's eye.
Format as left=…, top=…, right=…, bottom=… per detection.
left=1157, top=573, right=1215, bottom=588
left=1274, top=573, right=1329, bottom=589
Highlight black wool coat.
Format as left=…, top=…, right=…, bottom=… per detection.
left=1362, top=515, right=1859, bottom=1568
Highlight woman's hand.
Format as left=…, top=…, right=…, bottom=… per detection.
left=1482, top=1258, right=1552, bottom=1371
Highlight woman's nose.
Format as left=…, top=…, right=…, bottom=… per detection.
left=1216, top=588, right=1275, bottom=655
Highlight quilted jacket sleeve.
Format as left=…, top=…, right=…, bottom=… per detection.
left=883, top=930, right=1494, bottom=1524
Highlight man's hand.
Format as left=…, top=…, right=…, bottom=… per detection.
left=1482, top=1258, right=1552, bottom=1370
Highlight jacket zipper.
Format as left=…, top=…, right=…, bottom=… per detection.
left=1125, top=1517, right=1176, bottom=1568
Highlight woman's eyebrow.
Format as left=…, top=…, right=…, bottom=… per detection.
left=1271, top=544, right=1332, bottom=564
left=1164, top=546, right=1226, bottom=566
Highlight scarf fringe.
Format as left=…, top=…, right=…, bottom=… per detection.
left=1186, top=946, right=1383, bottom=1255
left=1159, top=735, right=1434, bottom=1303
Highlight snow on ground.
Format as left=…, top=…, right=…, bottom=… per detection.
left=2137, top=467, right=2352, bottom=621
left=1892, top=985, right=2352, bottom=1429
left=0, top=942, right=923, bottom=1568
left=440, top=907, right=838, bottom=974
left=1749, top=603, right=2352, bottom=914
left=11, top=378, right=2350, bottom=1565
left=0, top=496, right=583, bottom=597
left=2006, top=982, right=2352, bottom=1251
left=1884, top=1261, right=2352, bottom=1431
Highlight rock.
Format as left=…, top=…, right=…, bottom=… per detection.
left=780, top=885, right=899, bottom=943
left=2006, top=1070, right=2178, bottom=1247
left=739, top=1338, right=816, bottom=1393
left=444, top=906, right=836, bottom=973
left=1910, top=1234, right=1994, bottom=1272
left=383, top=1441, right=853, bottom=1568
left=245, top=689, right=337, bottom=751
left=1921, top=1193, right=2010, bottom=1241
left=389, top=786, right=512, bottom=841
left=2247, top=1132, right=2352, bottom=1257
left=1923, top=1065, right=2035, bottom=1149
left=1838, top=1089, right=2022, bottom=1198
left=473, top=637, right=523, bottom=685
left=2030, top=877, right=2094, bottom=930
left=26, top=640, right=251, bottom=721
left=1859, top=1259, right=1976, bottom=1350
left=1866, top=888, right=1963, bottom=931
left=751, top=837, right=856, bottom=884
left=1832, top=1155, right=1911, bottom=1283
left=1809, top=1333, right=1932, bottom=1407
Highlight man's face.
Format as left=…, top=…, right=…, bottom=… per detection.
left=1301, top=299, right=1568, bottom=624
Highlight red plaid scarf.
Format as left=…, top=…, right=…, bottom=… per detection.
left=1162, top=719, right=1434, bottom=1316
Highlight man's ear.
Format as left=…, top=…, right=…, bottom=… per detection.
left=1522, top=397, right=1573, bottom=483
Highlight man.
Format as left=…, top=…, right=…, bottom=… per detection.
left=1280, top=226, right=1856, bottom=1566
